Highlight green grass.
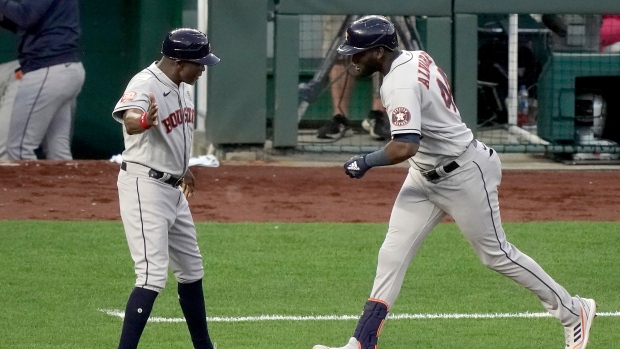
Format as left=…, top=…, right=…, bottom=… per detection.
left=0, top=221, right=618, bottom=348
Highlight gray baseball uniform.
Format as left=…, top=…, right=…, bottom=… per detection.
left=318, top=16, right=595, bottom=349
left=112, top=62, right=202, bottom=292
left=113, top=29, right=218, bottom=349
left=372, top=50, right=580, bottom=326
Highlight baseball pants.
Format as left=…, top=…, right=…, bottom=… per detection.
left=7, top=62, right=84, bottom=160
left=370, top=141, right=581, bottom=326
left=117, top=162, right=204, bottom=292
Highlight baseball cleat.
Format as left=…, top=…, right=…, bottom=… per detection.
left=370, top=115, right=390, bottom=141
left=564, top=296, right=596, bottom=349
left=317, top=115, right=353, bottom=139
left=313, top=337, right=358, bottom=349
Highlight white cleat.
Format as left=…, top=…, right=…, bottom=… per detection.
left=564, top=296, right=596, bottom=349
left=313, top=337, right=358, bottom=349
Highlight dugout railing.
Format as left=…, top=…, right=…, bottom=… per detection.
left=204, top=0, right=620, bottom=161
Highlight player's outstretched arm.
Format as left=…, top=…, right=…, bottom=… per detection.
left=344, top=137, right=419, bottom=179
left=123, top=92, right=159, bottom=135
left=382, top=138, right=419, bottom=164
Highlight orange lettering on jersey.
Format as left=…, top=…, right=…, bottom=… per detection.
left=436, top=66, right=457, bottom=112
left=121, top=91, right=137, bottom=102
left=170, top=112, right=178, bottom=128
left=162, top=107, right=196, bottom=134
left=418, top=77, right=430, bottom=90
left=184, top=107, right=195, bottom=124
left=162, top=118, right=172, bottom=133
left=417, top=52, right=433, bottom=90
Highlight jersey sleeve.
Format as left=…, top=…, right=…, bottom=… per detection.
left=111, top=79, right=151, bottom=123
left=383, top=86, right=422, bottom=136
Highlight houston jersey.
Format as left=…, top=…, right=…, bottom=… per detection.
left=381, top=51, right=473, bottom=170
left=112, top=63, right=195, bottom=176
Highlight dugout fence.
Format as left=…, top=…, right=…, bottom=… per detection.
left=257, top=0, right=620, bottom=161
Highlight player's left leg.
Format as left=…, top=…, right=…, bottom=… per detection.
left=169, top=193, right=214, bottom=349
left=433, top=144, right=596, bottom=347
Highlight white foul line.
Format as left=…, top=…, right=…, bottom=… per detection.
left=98, top=309, right=620, bottom=323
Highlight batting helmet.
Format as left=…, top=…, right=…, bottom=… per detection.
left=337, top=15, right=398, bottom=55
left=161, top=28, right=220, bottom=66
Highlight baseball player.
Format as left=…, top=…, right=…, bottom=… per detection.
left=312, top=16, right=596, bottom=349
left=1, top=0, right=85, bottom=160
left=111, top=28, right=219, bottom=349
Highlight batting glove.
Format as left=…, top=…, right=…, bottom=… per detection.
left=344, top=155, right=371, bottom=179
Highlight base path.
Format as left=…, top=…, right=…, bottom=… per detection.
left=0, top=161, right=618, bottom=222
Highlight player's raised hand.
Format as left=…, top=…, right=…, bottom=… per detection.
left=146, top=92, right=159, bottom=126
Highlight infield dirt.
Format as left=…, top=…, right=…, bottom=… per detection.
left=0, top=160, right=618, bottom=222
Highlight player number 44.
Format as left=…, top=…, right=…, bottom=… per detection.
left=436, top=67, right=457, bottom=113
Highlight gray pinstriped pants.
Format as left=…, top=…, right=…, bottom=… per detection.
left=7, top=62, right=84, bottom=160
left=370, top=142, right=581, bottom=326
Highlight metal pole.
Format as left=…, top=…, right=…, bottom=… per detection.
left=507, top=14, right=518, bottom=125
left=196, top=0, right=208, bottom=133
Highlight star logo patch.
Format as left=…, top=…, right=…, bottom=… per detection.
left=391, top=107, right=411, bottom=126
left=121, top=91, right=137, bottom=102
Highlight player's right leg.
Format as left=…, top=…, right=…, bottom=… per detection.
left=313, top=170, right=445, bottom=349
left=41, top=62, right=85, bottom=159
left=116, top=167, right=177, bottom=349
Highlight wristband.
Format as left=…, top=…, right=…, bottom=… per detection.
left=139, top=112, right=152, bottom=129
left=364, top=148, right=391, bottom=167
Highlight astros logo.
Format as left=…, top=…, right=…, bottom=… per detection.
left=391, top=107, right=411, bottom=126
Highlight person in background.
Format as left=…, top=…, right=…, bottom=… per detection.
left=317, top=15, right=390, bottom=141
left=0, top=0, right=85, bottom=160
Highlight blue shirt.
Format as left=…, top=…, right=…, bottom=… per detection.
left=0, top=0, right=81, bottom=73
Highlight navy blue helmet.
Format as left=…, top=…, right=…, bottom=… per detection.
left=337, top=16, right=398, bottom=55
left=161, top=28, right=220, bottom=66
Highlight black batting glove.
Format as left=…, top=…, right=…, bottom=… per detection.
left=344, top=155, right=371, bottom=179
